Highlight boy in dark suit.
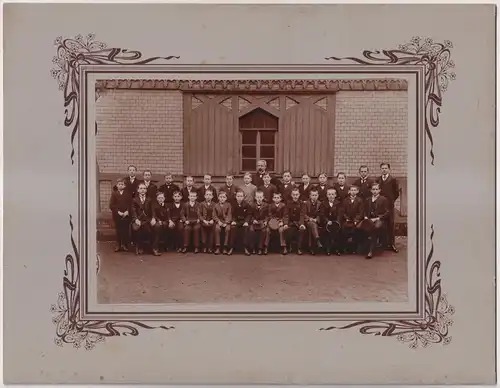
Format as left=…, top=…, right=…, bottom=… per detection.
left=283, top=188, right=306, bottom=255
left=249, top=191, right=269, bottom=255
left=315, top=172, right=330, bottom=203
left=266, top=192, right=287, bottom=254
left=131, top=182, right=154, bottom=255
left=341, top=185, right=364, bottom=254
left=376, top=163, right=400, bottom=252
left=298, top=173, right=313, bottom=202
left=303, top=188, right=324, bottom=254
left=199, top=189, right=216, bottom=253
left=353, top=165, right=372, bottom=201
left=114, top=165, right=143, bottom=198
left=229, top=190, right=252, bottom=255
left=213, top=191, right=232, bottom=255
left=333, top=172, right=349, bottom=203
left=279, top=171, right=296, bottom=203
left=258, top=172, right=278, bottom=203
left=167, top=191, right=184, bottom=252
left=158, top=173, right=181, bottom=204
left=197, top=174, right=218, bottom=201
left=364, top=183, right=390, bottom=259
left=151, top=191, right=169, bottom=255
left=321, top=188, right=343, bottom=256
left=180, top=191, right=201, bottom=253
left=142, top=170, right=158, bottom=199
left=254, top=159, right=281, bottom=189
left=181, top=176, right=197, bottom=203
left=219, top=174, right=239, bottom=205
left=109, top=178, right=132, bottom=252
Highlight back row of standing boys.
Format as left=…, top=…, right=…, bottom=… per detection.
left=109, top=164, right=400, bottom=259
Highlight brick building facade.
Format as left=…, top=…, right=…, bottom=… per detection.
left=95, top=79, right=408, bottom=216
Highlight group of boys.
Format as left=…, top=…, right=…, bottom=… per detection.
left=109, top=162, right=400, bottom=259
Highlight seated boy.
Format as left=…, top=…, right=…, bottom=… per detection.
left=213, top=191, right=232, bottom=255
left=364, top=183, right=390, bottom=259
left=180, top=191, right=201, bottom=253
left=249, top=191, right=269, bottom=255
left=109, top=178, right=133, bottom=252
left=131, top=183, right=154, bottom=255
left=199, top=189, right=216, bottom=253
left=283, top=188, right=306, bottom=255
left=229, top=190, right=252, bottom=255
left=341, top=185, right=364, bottom=253
left=167, top=191, right=184, bottom=252
left=258, top=173, right=278, bottom=203
left=303, top=188, right=324, bottom=254
left=151, top=191, right=169, bottom=255
left=320, top=187, right=343, bottom=256
left=266, top=192, right=287, bottom=254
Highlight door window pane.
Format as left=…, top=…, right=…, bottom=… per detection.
left=242, top=146, right=257, bottom=158
left=241, top=131, right=257, bottom=144
left=242, top=158, right=256, bottom=171
left=260, top=145, right=275, bottom=159
left=264, top=159, right=275, bottom=171
left=260, top=131, right=276, bottom=144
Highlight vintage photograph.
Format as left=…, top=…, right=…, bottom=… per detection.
left=95, top=77, right=409, bottom=304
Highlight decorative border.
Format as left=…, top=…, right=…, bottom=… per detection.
left=51, top=34, right=454, bottom=349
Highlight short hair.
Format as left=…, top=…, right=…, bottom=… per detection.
left=301, top=173, right=310, bottom=178
left=309, top=188, right=318, bottom=194
left=225, top=174, right=234, bottom=178
left=359, top=165, right=369, bottom=172
left=337, top=172, right=346, bottom=178
left=185, top=175, right=194, bottom=180
left=164, top=173, right=173, bottom=177
left=273, top=192, right=282, bottom=197
left=127, top=165, right=137, bottom=170
left=204, top=174, right=212, bottom=179
left=243, top=172, right=252, bottom=178
left=318, top=172, right=327, bottom=178
left=138, top=183, right=147, bottom=189
left=263, top=173, right=271, bottom=179
left=255, top=190, right=264, bottom=196
left=282, top=170, right=292, bottom=175
left=218, top=191, right=228, bottom=197
left=380, top=162, right=391, bottom=169
left=172, top=190, right=182, bottom=196
left=204, top=189, right=214, bottom=195
left=349, top=185, right=359, bottom=190
left=143, top=169, right=152, bottom=175
left=291, top=187, right=300, bottom=193
left=371, top=183, right=381, bottom=189
left=258, top=159, right=267, bottom=166
left=188, top=190, right=198, bottom=196
left=327, top=187, right=337, bottom=193
left=235, top=190, right=245, bottom=195
left=116, top=178, right=125, bottom=184
left=156, top=191, right=165, bottom=198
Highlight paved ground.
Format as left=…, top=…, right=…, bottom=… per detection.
left=97, top=237, right=408, bottom=304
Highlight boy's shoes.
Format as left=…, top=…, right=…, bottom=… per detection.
left=223, top=248, right=228, bottom=255
left=297, top=249, right=303, bottom=255
left=316, top=239, right=323, bottom=249
left=244, top=248, right=251, bottom=256
left=335, top=250, right=341, bottom=256
left=121, top=245, right=129, bottom=252
left=135, top=246, right=140, bottom=255
left=257, top=249, right=263, bottom=255
left=310, top=250, right=316, bottom=255
left=227, top=248, right=233, bottom=255
left=176, top=247, right=183, bottom=253
left=180, top=247, right=187, bottom=253
left=207, top=248, right=213, bottom=254
left=388, top=245, right=399, bottom=253
left=281, top=247, right=288, bottom=255
left=214, top=248, right=221, bottom=255
left=114, top=246, right=122, bottom=252
left=202, top=248, right=207, bottom=253
left=325, top=249, right=331, bottom=256
left=366, top=251, right=373, bottom=259
left=194, top=248, right=199, bottom=254
left=263, top=248, right=268, bottom=255
left=152, top=249, right=161, bottom=256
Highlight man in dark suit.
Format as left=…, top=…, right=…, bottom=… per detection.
left=197, top=174, right=218, bottom=202
left=253, top=159, right=281, bottom=189
left=109, top=178, right=133, bottom=252
left=219, top=174, right=239, bottom=206
left=333, top=172, right=349, bottom=203
left=158, top=173, right=181, bottom=204
left=364, top=183, right=391, bottom=259
left=229, top=190, right=252, bottom=255
left=298, top=174, right=313, bottom=202
left=151, top=192, right=170, bottom=255
left=376, top=163, right=400, bottom=253
left=258, top=173, right=278, bottom=203
left=315, top=172, right=331, bottom=203
left=279, top=171, right=296, bottom=203
left=283, top=188, right=306, bottom=255
left=142, top=170, right=158, bottom=199
left=131, top=183, right=154, bottom=255
left=303, top=188, right=324, bottom=254
left=341, top=185, right=364, bottom=253
left=353, top=165, right=373, bottom=201
left=180, top=191, right=201, bottom=253
left=248, top=191, right=269, bottom=255
left=180, top=176, right=198, bottom=203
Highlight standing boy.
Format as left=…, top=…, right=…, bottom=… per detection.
left=283, top=188, right=306, bottom=255
left=213, top=191, right=232, bottom=255
left=167, top=191, right=184, bottom=252
left=151, top=191, right=169, bottom=255
left=109, top=178, right=132, bottom=252
left=258, top=173, right=278, bottom=203
left=333, top=172, right=349, bottom=203
left=180, top=191, right=201, bottom=253
left=199, top=190, right=216, bottom=253
left=279, top=171, right=296, bottom=203
left=131, top=183, right=154, bottom=255
left=229, top=190, right=252, bottom=255
left=364, top=183, right=390, bottom=259
left=353, top=165, right=372, bottom=201
left=219, top=174, right=239, bottom=205
left=376, top=163, right=400, bottom=252
left=142, top=170, right=158, bottom=199
left=115, top=165, right=142, bottom=198
left=158, top=173, right=180, bottom=204
left=197, top=174, right=218, bottom=201
left=315, top=172, right=330, bottom=203
left=303, top=188, right=324, bottom=254
left=241, top=172, right=257, bottom=206
left=341, top=185, right=364, bottom=253
left=298, top=173, right=313, bottom=202
left=249, top=191, right=269, bottom=255
left=181, top=176, right=197, bottom=203
left=321, top=188, right=343, bottom=256
left=266, top=192, right=287, bottom=254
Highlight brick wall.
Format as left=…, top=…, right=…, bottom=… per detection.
left=96, top=89, right=183, bottom=175
left=334, top=90, right=408, bottom=177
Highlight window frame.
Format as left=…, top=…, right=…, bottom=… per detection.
left=240, top=128, right=277, bottom=173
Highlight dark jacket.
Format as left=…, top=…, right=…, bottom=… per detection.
left=218, top=184, right=240, bottom=205
left=197, top=185, right=218, bottom=201
left=268, top=202, right=286, bottom=221
left=284, top=200, right=305, bottom=226
left=314, top=184, right=331, bottom=203
left=321, top=200, right=343, bottom=224
left=258, top=184, right=278, bottom=203
left=181, top=201, right=201, bottom=223
left=279, top=182, right=297, bottom=202
left=109, top=190, right=132, bottom=218
left=131, top=195, right=153, bottom=223
left=253, top=172, right=281, bottom=189
left=352, top=177, right=373, bottom=201
left=341, top=196, right=364, bottom=224
left=298, top=183, right=313, bottom=202
left=168, top=202, right=183, bottom=223
left=114, top=176, right=143, bottom=197
left=199, top=201, right=216, bottom=223
left=142, top=181, right=158, bottom=200
left=376, top=175, right=400, bottom=203
left=180, top=186, right=198, bottom=203
left=232, top=201, right=252, bottom=224
left=365, top=195, right=390, bottom=220
left=158, top=183, right=181, bottom=203
left=152, top=201, right=169, bottom=222
left=333, top=183, right=350, bottom=203
left=214, top=202, right=232, bottom=224
left=250, top=202, right=269, bottom=224
left=303, top=200, right=323, bottom=222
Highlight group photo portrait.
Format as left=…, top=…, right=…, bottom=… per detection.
left=94, top=75, right=410, bottom=305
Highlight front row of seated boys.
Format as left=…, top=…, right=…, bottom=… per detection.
left=110, top=178, right=391, bottom=259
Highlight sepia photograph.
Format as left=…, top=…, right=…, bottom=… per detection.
left=94, top=74, right=410, bottom=305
